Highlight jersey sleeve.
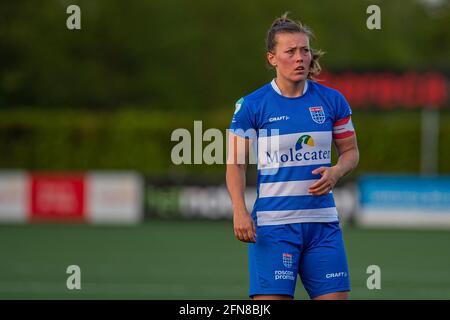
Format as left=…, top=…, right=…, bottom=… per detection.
left=332, top=92, right=355, bottom=139
left=229, top=97, right=257, bottom=139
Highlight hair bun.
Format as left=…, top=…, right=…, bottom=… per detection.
left=271, top=12, right=291, bottom=28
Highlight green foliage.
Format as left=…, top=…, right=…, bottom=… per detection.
left=1, top=1, right=448, bottom=178
left=1, top=108, right=449, bottom=182
left=0, top=0, right=449, bottom=109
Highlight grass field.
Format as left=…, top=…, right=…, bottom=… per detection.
left=1, top=220, right=449, bottom=300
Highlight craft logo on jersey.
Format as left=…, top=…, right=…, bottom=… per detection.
left=295, top=135, right=315, bottom=151
left=309, top=106, right=326, bottom=124
left=282, top=253, right=293, bottom=268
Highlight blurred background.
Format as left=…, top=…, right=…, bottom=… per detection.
left=0, top=0, right=449, bottom=299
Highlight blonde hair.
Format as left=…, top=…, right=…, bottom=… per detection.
left=266, top=13, right=324, bottom=80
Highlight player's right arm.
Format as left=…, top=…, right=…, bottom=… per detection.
left=226, top=132, right=256, bottom=243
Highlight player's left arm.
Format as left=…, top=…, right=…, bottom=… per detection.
left=309, top=117, right=359, bottom=196
left=332, top=134, right=360, bottom=179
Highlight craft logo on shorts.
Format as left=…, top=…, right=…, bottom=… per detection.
left=325, top=271, right=348, bottom=279
left=309, top=106, right=326, bottom=124
left=282, top=253, right=293, bottom=268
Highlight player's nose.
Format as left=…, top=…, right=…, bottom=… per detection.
left=296, top=50, right=303, bottom=62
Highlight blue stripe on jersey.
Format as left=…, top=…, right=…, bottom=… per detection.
left=255, top=194, right=336, bottom=212
left=258, top=164, right=331, bottom=184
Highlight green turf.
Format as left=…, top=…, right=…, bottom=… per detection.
left=0, top=221, right=449, bottom=299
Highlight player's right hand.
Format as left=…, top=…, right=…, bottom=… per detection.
left=233, top=210, right=256, bottom=243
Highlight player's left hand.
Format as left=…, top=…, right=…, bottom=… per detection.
left=308, top=166, right=341, bottom=196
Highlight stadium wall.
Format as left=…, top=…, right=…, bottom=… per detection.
left=0, top=171, right=144, bottom=224
left=2, top=171, right=450, bottom=229
left=356, top=175, right=450, bottom=229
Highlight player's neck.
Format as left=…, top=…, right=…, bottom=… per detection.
left=274, top=77, right=306, bottom=98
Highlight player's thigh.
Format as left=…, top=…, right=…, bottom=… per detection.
left=248, top=224, right=301, bottom=298
left=299, top=222, right=351, bottom=299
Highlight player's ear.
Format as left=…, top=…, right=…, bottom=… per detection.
left=267, top=51, right=277, bottom=68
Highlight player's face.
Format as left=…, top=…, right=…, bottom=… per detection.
left=268, top=32, right=312, bottom=83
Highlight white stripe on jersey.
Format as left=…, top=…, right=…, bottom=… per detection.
left=257, top=131, right=332, bottom=170
left=257, top=207, right=338, bottom=225
left=333, top=116, right=355, bottom=139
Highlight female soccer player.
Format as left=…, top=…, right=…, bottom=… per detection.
left=226, top=13, right=359, bottom=300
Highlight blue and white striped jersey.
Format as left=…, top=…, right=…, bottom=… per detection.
left=229, top=79, right=355, bottom=226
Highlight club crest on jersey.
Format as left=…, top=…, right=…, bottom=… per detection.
left=282, top=253, right=293, bottom=268
left=309, top=106, right=326, bottom=124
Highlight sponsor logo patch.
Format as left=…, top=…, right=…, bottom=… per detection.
left=274, top=270, right=295, bottom=281
left=234, top=98, right=244, bottom=114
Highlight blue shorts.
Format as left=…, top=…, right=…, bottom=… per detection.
left=248, top=222, right=351, bottom=299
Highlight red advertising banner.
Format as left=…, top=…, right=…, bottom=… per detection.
left=30, top=173, right=86, bottom=222
left=320, top=71, right=448, bottom=109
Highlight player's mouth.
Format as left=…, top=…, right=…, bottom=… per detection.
left=295, top=66, right=306, bottom=74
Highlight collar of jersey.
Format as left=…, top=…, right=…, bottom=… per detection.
left=270, top=78, right=308, bottom=98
